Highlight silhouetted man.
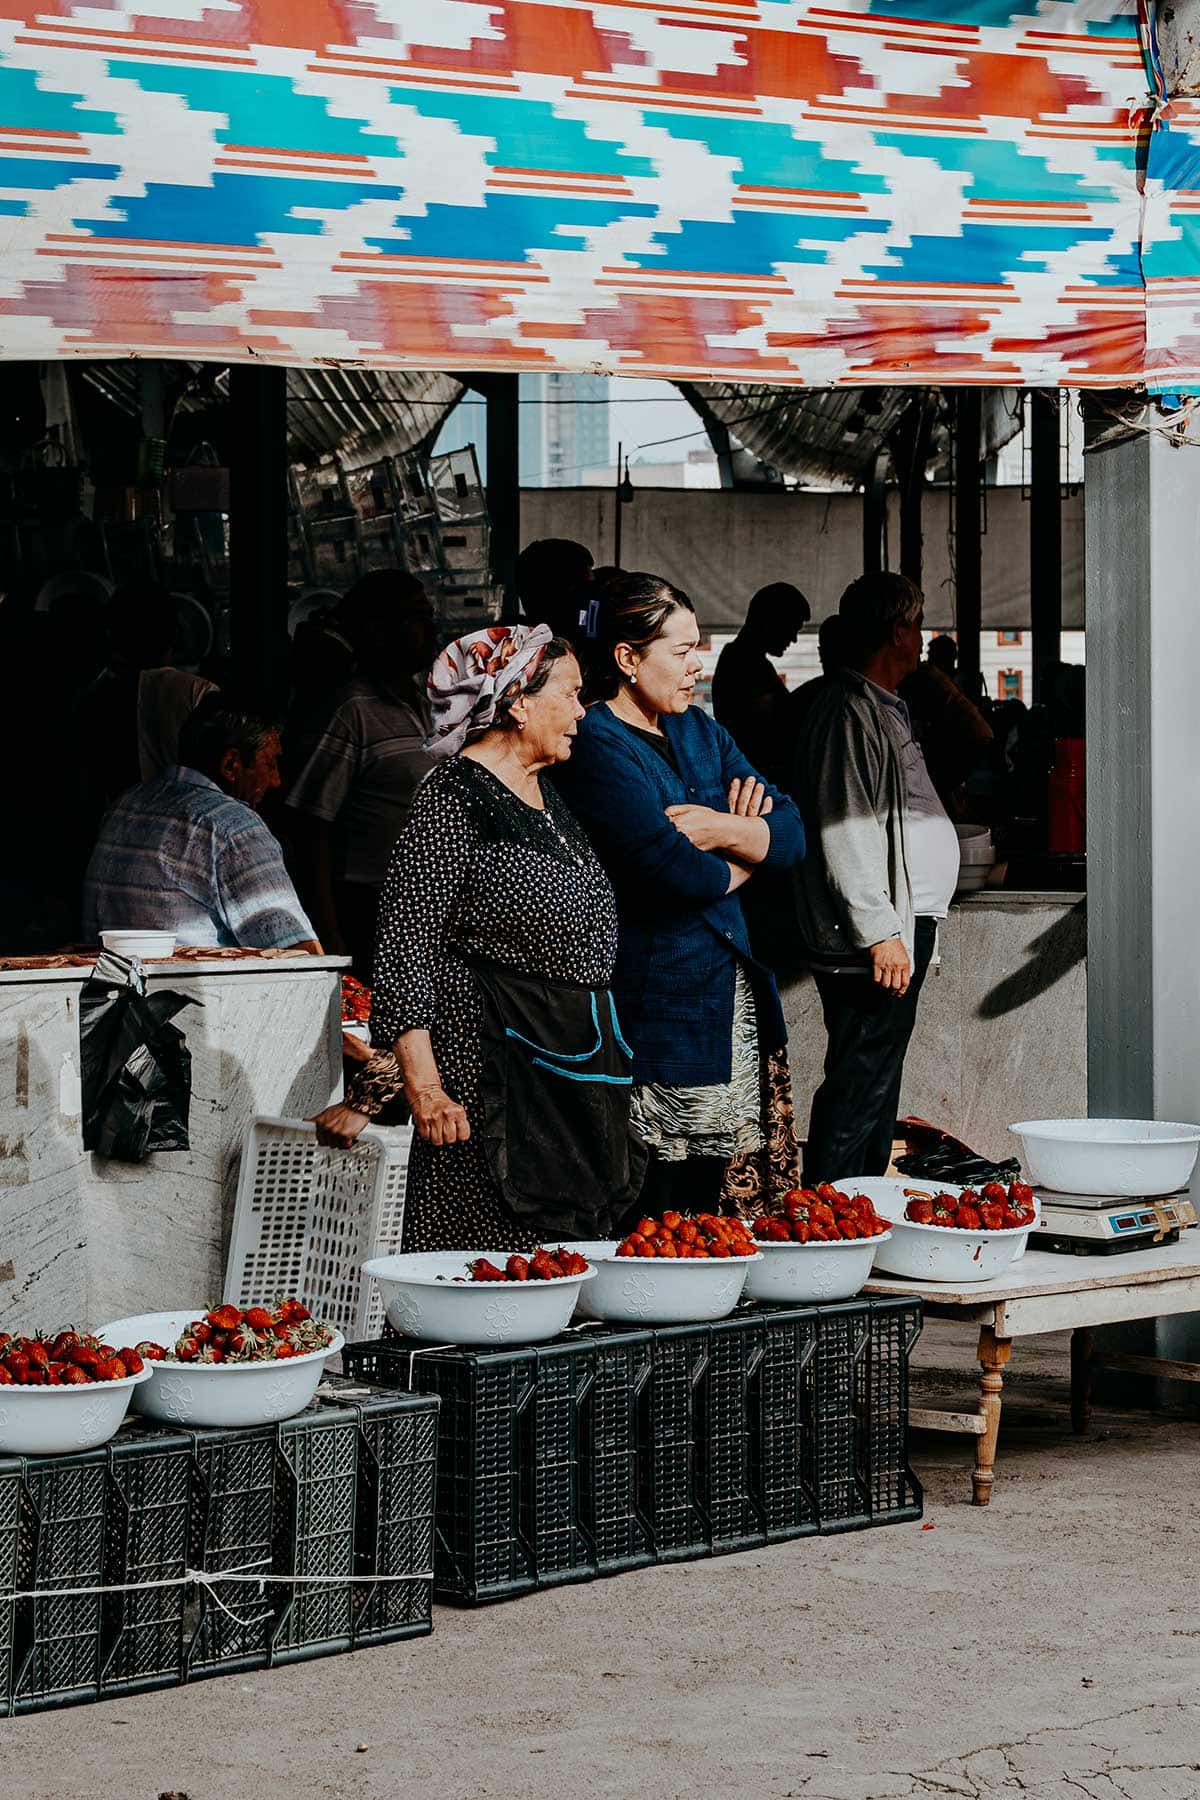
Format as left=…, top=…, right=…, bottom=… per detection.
left=712, top=581, right=810, bottom=781
left=516, top=538, right=594, bottom=643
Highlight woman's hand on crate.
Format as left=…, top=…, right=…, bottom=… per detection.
left=310, top=1102, right=370, bottom=1149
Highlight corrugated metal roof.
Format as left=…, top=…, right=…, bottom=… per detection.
left=80, top=363, right=462, bottom=466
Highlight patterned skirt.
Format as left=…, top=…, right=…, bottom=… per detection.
left=629, top=967, right=800, bottom=1219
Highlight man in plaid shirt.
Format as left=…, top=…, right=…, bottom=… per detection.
left=82, top=695, right=321, bottom=953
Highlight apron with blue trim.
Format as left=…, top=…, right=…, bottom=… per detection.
left=468, top=954, right=646, bottom=1239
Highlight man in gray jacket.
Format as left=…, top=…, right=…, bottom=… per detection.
left=791, top=572, right=960, bottom=1182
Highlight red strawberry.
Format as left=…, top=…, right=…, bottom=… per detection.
left=62, top=1364, right=90, bottom=1386
left=26, top=1342, right=50, bottom=1372
left=136, top=1341, right=167, bottom=1361
left=0, top=1366, right=12, bottom=1385
left=206, top=1305, right=242, bottom=1333
left=243, top=1307, right=273, bottom=1333
left=119, top=1348, right=144, bottom=1375
left=505, top=1255, right=530, bottom=1282
left=174, top=1335, right=200, bottom=1362
left=4, top=1352, right=30, bottom=1383
left=468, top=1258, right=506, bottom=1283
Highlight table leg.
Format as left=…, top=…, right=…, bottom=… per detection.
left=1070, top=1327, right=1093, bottom=1435
left=973, top=1326, right=1012, bottom=1506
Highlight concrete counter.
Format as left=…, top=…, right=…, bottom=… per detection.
left=0, top=954, right=348, bottom=1332
left=779, top=891, right=1087, bottom=1163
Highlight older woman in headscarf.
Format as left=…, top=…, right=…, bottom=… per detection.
left=312, top=624, right=641, bottom=1253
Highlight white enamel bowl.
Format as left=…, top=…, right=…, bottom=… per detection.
left=362, top=1253, right=595, bottom=1346
left=565, top=1240, right=758, bottom=1325
left=99, top=929, right=177, bottom=960
left=846, top=1178, right=1031, bottom=1284
left=1009, top=1118, right=1200, bottom=1198
left=744, top=1232, right=890, bottom=1305
left=0, top=1365, right=153, bottom=1455
left=98, top=1311, right=344, bottom=1428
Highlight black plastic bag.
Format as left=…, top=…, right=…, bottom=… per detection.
left=894, top=1115, right=1022, bottom=1188
left=80, top=949, right=198, bottom=1161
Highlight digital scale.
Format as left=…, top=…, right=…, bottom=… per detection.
left=1032, top=1188, right=1198, bottom=1255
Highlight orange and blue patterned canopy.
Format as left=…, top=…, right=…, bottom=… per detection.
left=0, top=0, right=1194, bottom=390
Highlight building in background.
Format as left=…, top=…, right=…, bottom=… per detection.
left=519, top=372, right=610, bottom=487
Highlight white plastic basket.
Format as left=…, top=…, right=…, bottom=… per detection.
left=225, top=1116, right=411, bottom=1343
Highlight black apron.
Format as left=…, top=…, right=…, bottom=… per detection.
left=469, top=954, right=646, bottom=1240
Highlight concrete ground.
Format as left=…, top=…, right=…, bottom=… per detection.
left=7, top=1324, right=1200, bottom=1800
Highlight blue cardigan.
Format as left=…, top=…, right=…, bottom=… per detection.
left=553, top=703, right=806, bottom=1087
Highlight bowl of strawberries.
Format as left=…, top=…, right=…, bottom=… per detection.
left=0, top=1329, right=154, bottom=1454
left=849, top=1178, right=1038, bottom=1283
left=745, top=1186, right=892, bottom=1304
left=566, top=1214, right=760, bottom=1324
left=362, top=1247, right=595, bottom=1346
left=96, top=1299, right=343, bottom=1428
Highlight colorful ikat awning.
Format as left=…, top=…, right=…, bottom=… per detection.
left=0, top=0, right=1194, bottom=389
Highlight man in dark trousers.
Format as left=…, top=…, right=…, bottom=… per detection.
left=791, top=572, right=959, bottom=1183
left=712, top=582, right=810, bottom=782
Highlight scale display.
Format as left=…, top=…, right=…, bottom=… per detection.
left=1032, top=1191, right=1197, bottom=1255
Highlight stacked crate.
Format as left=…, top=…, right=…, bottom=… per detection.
left=344, top=1296, right=922, bottom=1605
left=0, top=1384, right=438, bottom=1716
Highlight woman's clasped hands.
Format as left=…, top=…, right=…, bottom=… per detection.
left=665, top=776, right=774, bottom=854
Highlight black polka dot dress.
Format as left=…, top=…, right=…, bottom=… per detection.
left=368, top=755, right=619, bottom=1253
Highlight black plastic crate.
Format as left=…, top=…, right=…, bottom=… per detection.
left=697, top=1315, right=766, bottom=1554
left=270, top=1408, right=359, bottom=1664
left=325, top=1383, right=438, bottom=1648
left=9, top=1452, right=108, bottom=1713
left=577, top=1331, right=653, bottom=1576
left=100, top=1434, right=193, bottom=1697
left=861, top=1299, right=923, bottom=1524
left=183, top=1425, right=278, bottom=1680
left=748, top=1308, right=821, bottom=1542
left=811, top=1304, right=874, bottom=1532
left=0, top=1463, right=21, bottom=1708
left=0, top=1390, right=440, bottom=1713
left=344, top=1337, right=594, bottom=1603
left=629, top=1325, right=707, bottom=1561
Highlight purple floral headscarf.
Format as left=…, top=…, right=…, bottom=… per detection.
left=425, top=623, right=553, bottom=757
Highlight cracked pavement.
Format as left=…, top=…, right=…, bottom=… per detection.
left=6, top=1325, right=1200, bottom=1800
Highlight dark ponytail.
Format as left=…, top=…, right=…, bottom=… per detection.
left=584, top=571, right=695, bottom=701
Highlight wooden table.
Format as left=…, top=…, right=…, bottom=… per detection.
left=864, top=1240, right=1200, bottom=1504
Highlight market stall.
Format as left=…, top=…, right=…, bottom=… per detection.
left=0, top=951, right=346, bottom=1332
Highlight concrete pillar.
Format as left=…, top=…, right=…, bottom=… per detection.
left=1085, top=418, right=1200, bottom=1398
